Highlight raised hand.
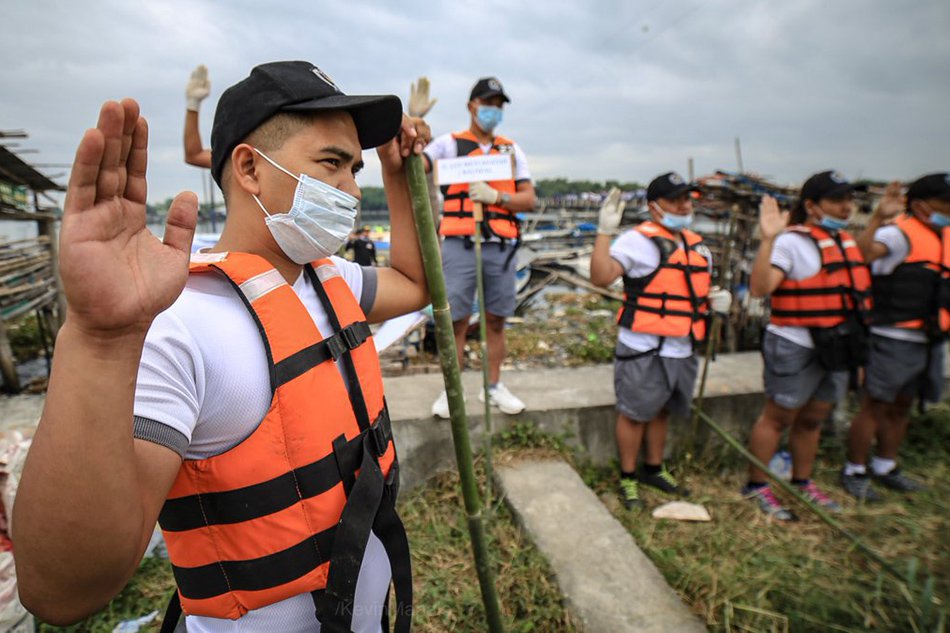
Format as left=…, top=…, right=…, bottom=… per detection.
left=185, top=65, right=211, bottom=112
left=758, top=195, right=788, bottom=240
left=60, top=99, right=197, bottom=338
left=407, top=77, right=437, bottom=118
left=873, top=181, right=905, bottom=223
left=597, top=187, right=625, bottom=235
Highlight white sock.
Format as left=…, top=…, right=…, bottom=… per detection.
left=871, top=457, right=896, bottom=476
left=844, top=462, right=867, bottom=476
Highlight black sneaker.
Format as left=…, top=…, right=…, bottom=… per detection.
left=619, top=478, right=645, bottom=510
left=873, top=467, right=926, bottom=492
left=639, top=466, right=690, bottom=497
left=840, top=470, right=882, bottom=502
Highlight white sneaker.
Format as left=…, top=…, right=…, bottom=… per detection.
left=479, top=382, right=526, bottom=415
left=431, top=390, right=465, bottom=419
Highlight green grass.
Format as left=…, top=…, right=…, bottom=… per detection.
left=38, top=461, right=576, bottom=632
left=579, top=408, right=950, bottom=633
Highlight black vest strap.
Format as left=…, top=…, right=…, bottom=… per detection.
left=306, top=265, right=373, bottom=432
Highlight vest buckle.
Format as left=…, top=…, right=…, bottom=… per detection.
left=369, top=409, right=392, bottom=458
left=326, top=335, right=346, bottom=361
left=341, top=324, right=362, bottom=350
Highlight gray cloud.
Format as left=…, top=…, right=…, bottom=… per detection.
left=1, top=0, right=947, bottom=208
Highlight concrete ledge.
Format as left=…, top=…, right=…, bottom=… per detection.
left=496, top=458, right=706, bottom=632
left=384, top=352, right=766, bottom=490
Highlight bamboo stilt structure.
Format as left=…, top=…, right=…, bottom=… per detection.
left=405, top=155, right=505, bottom=632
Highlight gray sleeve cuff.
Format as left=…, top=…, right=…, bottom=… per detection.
left=360, top=266, right=378, bottom=315
left=133, top=416, right=189, bottom=459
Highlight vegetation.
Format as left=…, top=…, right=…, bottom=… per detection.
left=533, top=177, right=644, bottom=198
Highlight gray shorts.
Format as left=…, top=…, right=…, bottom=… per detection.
left=864, top=334, right=945, bottom=404
left=614, top=342, right=699, bottom=422
left=762, top=330, right=848, bottom=410
left=442, top=236, right=517, bottom=321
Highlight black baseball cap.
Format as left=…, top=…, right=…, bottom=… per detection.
left=469, top=77, right=510, bottom=103
left=907, top=172, right=950, bottom=202
left=210, top=61, right=403, bottom=186
left=646, top=172, right=701, bottom=202
left=800, top=170, right=866, bottom=202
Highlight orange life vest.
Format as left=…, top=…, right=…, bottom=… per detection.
left=871, top=214, right=950, bottom=337
left=439, top=130, right=519, bottom=239
left=617, top=221, right=711, bottom=343
left=769, top=225, right=871, bottom=328
left=158, top=253, right=411, bottom=632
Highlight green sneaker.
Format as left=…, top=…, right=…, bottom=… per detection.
left=639, top=466, right=691, bottom=497
left=619, top=478, right=644, bottom=510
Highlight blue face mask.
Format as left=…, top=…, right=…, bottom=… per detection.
left=475, top=105, right=503, bottom=132
left=251, top=148, right=359, bottom=264
left=660, top=212, right=693, bottom=231
left=930, top=212, right=950, bottom=228
left=819, top=215, right=849, bottom=231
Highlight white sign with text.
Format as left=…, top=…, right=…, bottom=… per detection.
left=434, top=154, right=514, bottom=186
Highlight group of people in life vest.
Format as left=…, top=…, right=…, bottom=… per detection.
left=9, top=55, right=949, bottom=633
left=593, top=168, right=950, bottom=518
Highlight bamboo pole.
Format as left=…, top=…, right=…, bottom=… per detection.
left=405, top=155, right=505, bottom=632
left=691, top=406, right=903, bottom=581
left=473, top=201, right=495, bottom=508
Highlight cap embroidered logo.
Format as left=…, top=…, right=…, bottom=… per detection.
left=488, top=78, right=502, bottom=91
left=669, top=173, right=684, bottom=185
left=311, top=66, right=339, bottom=91
left=830, top=171, right=847, bottom=183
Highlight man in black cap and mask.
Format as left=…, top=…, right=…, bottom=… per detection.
left=15, top=61, right=430, bottom=633
left=842, top=173, right=950, bottom=501
left=422, top=77, right=537, bottom=419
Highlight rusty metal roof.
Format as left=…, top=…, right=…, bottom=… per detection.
left=0, top=145, right=63, bottom=192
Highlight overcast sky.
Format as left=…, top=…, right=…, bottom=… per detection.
left=2, top=0, right=948, bottom=207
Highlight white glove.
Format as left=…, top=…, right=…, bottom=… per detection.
left=468, top=181, right=500, bottom=205
left=597, top=187, right=625, bottom=235
left=185, top=64, right=211, bottom=112
left=708, top=287, right=732, bottom=314
left=745, top=295, right=766, bottom=318
left=408, top=76, right=437, bottom=117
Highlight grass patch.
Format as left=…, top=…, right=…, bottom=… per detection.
left=39, top=459, right=576, bottom=632
left=582, top=411, right=950, bottom=632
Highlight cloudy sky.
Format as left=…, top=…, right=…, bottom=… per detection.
left=2, top=0, right=948, bottom=207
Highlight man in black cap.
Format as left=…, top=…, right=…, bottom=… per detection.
left=15, top=61, right=429, bottom=632
left=591, top=174, right=730, bottom=509
left=841, top=173, right=950, bottom=501
left=346, top=225, right=379, bottom=266
left=421, top=77, right=536, bottom=419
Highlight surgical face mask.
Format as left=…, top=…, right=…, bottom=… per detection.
left=819, top=215, right=850, bottom=231
left=930, top=211, right=950, bottom=228
left=475, top=105, right=503, bottom=132
left=660, top=211, right=694, bottom=231
left=252, top=148, right=359, bottom=264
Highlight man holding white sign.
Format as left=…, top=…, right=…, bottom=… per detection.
left=423, top=77, right=536, bottom=418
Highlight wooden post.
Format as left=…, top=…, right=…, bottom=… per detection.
left=34, top=191, right=65, bottom=331
left=0, top=318, right=21, bottom=393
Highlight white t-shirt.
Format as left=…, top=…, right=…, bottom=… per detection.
left=766, top=232, right=823, bottom=349
left=424, top=132, right=532, bottom=183
left=870, top=224, right=927, bottom=343
left=609, top=227, right=711, bottom=358
left=133, top=256, right=389, bottom=633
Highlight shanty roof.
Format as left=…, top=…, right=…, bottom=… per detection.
left=0, top=145, right=63, bottom=192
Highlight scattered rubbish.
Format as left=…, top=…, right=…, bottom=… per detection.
left=768, top=450, right=792, bottom=481
left=0, top=430, right=34, bottom=632
left=652, top=501, right=712, bottom=522
left=112, top=610, right=159, bottom=633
